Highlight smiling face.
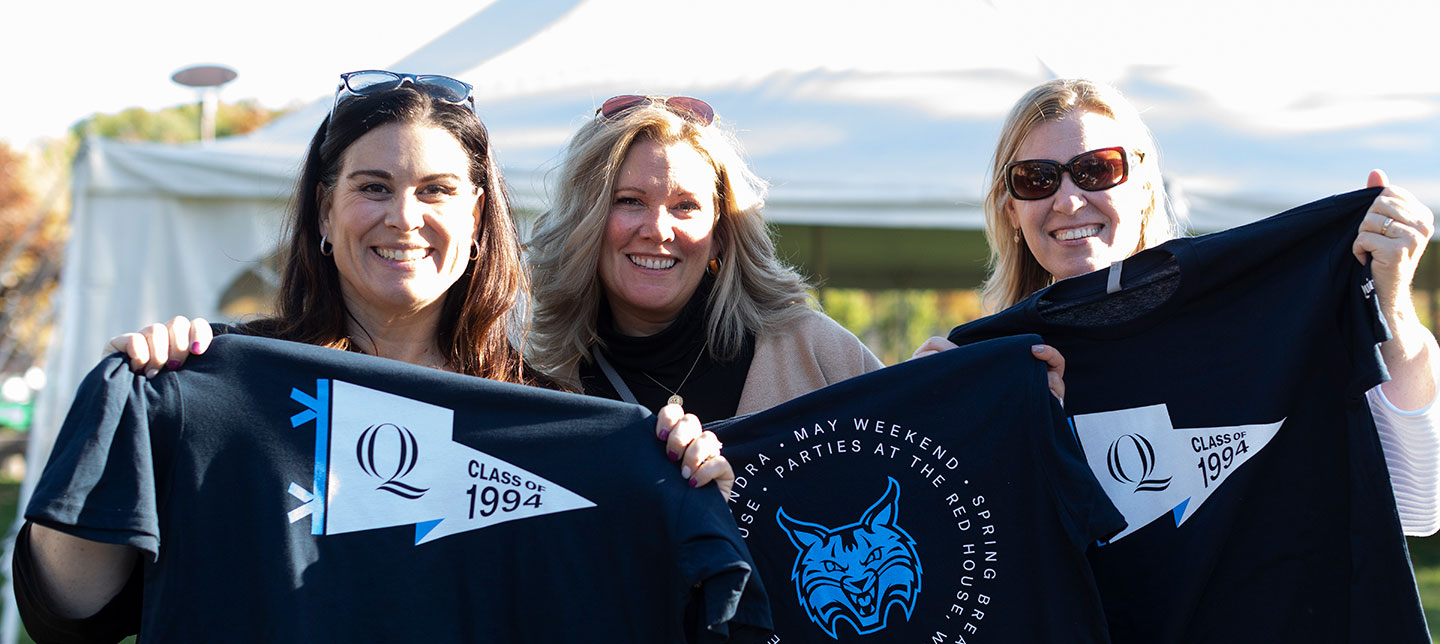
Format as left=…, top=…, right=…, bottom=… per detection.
left=1007, top=109, right=1151, bottom=280
left=597, top=137, right=719, bottom=336
left=320, top=122, right=480, bottom=323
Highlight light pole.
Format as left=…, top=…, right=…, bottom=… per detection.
left=171, top=64, right=237, bottom=143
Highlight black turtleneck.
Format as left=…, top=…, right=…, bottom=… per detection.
left=579, top=275, right=755, bottom=422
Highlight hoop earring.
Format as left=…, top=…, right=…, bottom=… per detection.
left=320, top=233, right=333, bottom=256
left=707, top=257, right=722, bottom=276
left=470, top=239, right=480, bottom=261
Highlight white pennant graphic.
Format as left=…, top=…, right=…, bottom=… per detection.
left=286, top=380, right=595, bottom=545
left=1072, top=404, right=1283, bottom=542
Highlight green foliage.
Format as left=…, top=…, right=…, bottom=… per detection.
left=820, top=288, right=985, bottom=365
left=1412, top=535, right=1440, bottom=642
left=71, top=99, right=289, bottom=143
left=0, top=142, right=67, bottom=375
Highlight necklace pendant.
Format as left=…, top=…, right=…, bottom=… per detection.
left=668, top=394, right=684, bottom=407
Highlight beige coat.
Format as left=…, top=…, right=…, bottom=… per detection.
left=736, top=308, right=884, bottom=415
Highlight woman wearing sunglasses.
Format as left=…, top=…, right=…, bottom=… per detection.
left=18, top=73, right=723, bottom=642
left=918, top=79, right=1438, bottom=524
left=917, top=76, right=1440, bottom=634
left=525, top=95, right=889, bottom=465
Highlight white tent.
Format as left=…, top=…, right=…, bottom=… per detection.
left=7, top=0, right=1438, bottom=639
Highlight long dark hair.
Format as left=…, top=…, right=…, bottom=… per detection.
left=243, top=85, right=533, bottom=384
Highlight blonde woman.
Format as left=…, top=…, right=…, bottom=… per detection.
left=527, top=95, right=884, bottom=424
left=921, top=78, right=1439, bottom=641
left=918, top=79, right=1439, bottom=533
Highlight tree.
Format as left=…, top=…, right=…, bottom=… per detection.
left=0, top=99, right=289, bottom=399
left=0, top=142, right=66, bottom=378
left=72, top=99, right=290, bottom=143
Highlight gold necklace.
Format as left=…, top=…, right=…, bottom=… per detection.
left=641, top=343, right=706, bottom=407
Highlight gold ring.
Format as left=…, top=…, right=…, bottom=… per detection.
left=1381, top=217, right=1395, bottom=236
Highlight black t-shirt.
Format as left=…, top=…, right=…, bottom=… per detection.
left=27, top=335, right=770, bottom=642
left=948, top=188, right=1427, bottom=643
left=709, top=334, right=1124, bottom=643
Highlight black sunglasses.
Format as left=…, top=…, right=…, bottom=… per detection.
left=329, top=70, right=476, bottom=128
left=1004, top=147, right=1139, bottom=201
left=597, top=95, right=715, bottom=126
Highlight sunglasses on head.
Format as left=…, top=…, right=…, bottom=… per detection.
left=329, top=70, right=476, bottom=128
left=597, top=95, right=715, bottom=126
left=1004, top=147, right=1140, bottom=201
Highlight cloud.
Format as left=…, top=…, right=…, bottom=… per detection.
left=737, top=123, right=849, bottom=157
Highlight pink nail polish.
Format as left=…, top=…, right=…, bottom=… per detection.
left=191, top=342, right=202, bottom=353
left=667, top=450, right=679, bottom=462
left=688, top=478, right=698, bottom=488
left=166, top=360, right=180, bottom=370
left=659, top=428, right=671, bottom=441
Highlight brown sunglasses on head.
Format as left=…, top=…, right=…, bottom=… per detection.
left=597, top=95, right=715, bottom=126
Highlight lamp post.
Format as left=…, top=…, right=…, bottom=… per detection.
left=171, top=64, right=237, bottom=143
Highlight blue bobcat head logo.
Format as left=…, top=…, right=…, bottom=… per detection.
left=776, top=477, right=922, bottom=639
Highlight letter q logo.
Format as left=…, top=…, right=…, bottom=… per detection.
left=1106, top=433, right=1172, bottom=493
left=356, top=423, right=430, bottom=500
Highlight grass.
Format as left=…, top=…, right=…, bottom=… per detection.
left=1411, top=535, right=1440, bottom=641
left=0, top=479, right=1435, bottom=642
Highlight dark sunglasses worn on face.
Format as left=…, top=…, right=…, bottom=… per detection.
left=1004, top=146, right=1141, bottom=201
left=597, top=95, right=715, bottom=126
left=329, top=70, right=476, bottom=127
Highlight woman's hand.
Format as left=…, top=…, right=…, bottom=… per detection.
left=656, top=404, right=733, bottom=498
left=104, top=316, right=211, bottom=378
left=912, top=337, right=1066, bottom=404
left=1353, top=170, right=1434, bottom=313
left=1352, top=169, right=1439, bottom=410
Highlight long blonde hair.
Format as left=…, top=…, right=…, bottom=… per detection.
left=980, top=79, right=1180, bottom=313
left=527, top=103, right=813, bottom=385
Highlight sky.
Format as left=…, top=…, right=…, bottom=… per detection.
left=3, top=0, right=1437, bottom=146
left=0, top=0, right=496, bottom=146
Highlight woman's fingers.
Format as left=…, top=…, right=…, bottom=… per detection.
left=1352, top=183, right=1434, bottom=317
left=1031, top=343, right=1066, bottom=404
left=103, top=316, right=211, bottom=378
left=189, top=318, right=213, bottom=355
left=681, top=431, right=732, bottom=498
left=655, top=405, right=731, bottom=496
left=107, top=333, right=149, bottom=373
left=689, top=454, right=735, bottom=499
left=166, top=316, right=192, bottom=369
left=656, top=403, right=684, bottom=441
left=679, top=430, right=722, bottom=481
left=666, top=411, right=703, bottom=464
left=140, top=323, right=170, bottom=378
left=910, top=336, right=959, bottom=360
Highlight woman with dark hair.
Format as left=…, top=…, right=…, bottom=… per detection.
left=18, top=70, right=528, bottom=641
left=255, top=72, right=533, bottom=382
left=111, top=71, right=535, bottom=383
left=18, top=72, right=722, bottom=642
